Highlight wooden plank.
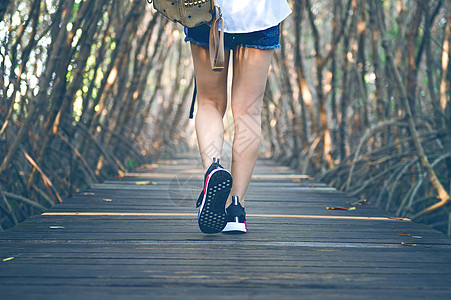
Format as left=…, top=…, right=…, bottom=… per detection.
left=41, top=212, right=410, bottom=222
left=1, top=286, right=449, bottom=300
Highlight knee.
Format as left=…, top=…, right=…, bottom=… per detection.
left=197, top=94, right=227, bottom=117
left=231, top=100, right=262, bottom=120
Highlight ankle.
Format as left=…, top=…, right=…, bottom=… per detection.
left=226, top=195, right=244, bottom=208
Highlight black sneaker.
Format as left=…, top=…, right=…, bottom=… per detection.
left=196, top=158, right=232, bottom=234
left=222, top=196, right=247, bottom=233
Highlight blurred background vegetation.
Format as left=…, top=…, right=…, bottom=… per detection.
left=0, top=0, right=450, bottom=234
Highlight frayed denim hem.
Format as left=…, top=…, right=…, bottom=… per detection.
left=240, top=44, right=281, bottom=50
left=184, top=38, right=281, bottom=51
left=184, top=37, right=233, bottom=50
left=184, top=37, right=209, bottom=48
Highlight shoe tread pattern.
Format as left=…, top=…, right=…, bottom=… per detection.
left=198, top=170, right=232, bottom=234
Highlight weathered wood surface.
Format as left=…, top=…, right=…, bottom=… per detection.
left=1, top=156, right=451, bottom=299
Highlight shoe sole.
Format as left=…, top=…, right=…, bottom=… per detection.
left=198, top=168, right=232, bottom=234
left=222, top=221, right=247, bottom=234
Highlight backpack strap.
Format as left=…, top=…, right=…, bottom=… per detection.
left=189, top=77, right=197, bottom=119
left=209, top=1, right=224, bottom=71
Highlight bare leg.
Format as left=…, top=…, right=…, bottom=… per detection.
left=190, top=44, right=230, bottom=171
left=228, top=47, right=274, bottom=206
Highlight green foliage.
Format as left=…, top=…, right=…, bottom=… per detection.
left=127, top=159, right=137, bottom=169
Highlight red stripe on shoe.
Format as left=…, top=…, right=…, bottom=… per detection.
left=204, top=174, right=210, bottom=194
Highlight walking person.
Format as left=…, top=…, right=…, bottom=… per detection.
left=185, top=0, right=291, bottom=234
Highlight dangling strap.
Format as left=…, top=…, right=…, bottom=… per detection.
left=209, top=1, right=224, bottom=71
left=189, top=77, right=197, bottom=119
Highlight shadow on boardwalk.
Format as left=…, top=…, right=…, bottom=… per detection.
left=1, top=156, right=451, bottom=299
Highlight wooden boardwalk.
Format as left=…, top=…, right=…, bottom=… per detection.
left=1, top=156, right=451, bottom=299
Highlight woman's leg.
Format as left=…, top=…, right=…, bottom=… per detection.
left=229, top=46, right=274, bottom=205
left=190, top=44, right=230, bottom=171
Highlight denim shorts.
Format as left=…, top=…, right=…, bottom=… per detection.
left=184, top=24, right=281, bottom=50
